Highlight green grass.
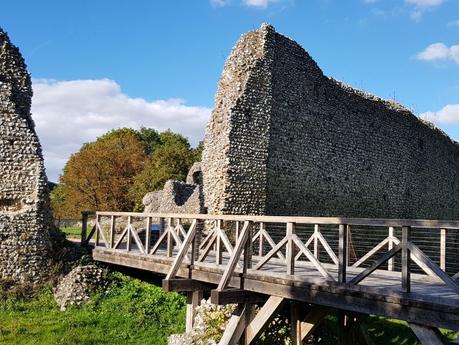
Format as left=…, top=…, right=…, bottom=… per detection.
left=312, top=315, right=458, bottom=345
left=368, top=316, right=457, bottom=345
left=0, top=272, right=186, bottom=345
left=59, top=226, right=82, bottom=239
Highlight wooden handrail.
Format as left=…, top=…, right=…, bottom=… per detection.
left=87, top=209, right=459, bottom=300
left=88, top=210, right=459, bottom=229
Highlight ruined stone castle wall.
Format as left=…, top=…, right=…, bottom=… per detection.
left=202, top=24, right=459, bottom=219
left=202, top=27, right=273, bottom=215
left=143, top=162, right=205, bottom=215
left=0, top=29, right=54, bottom=283
left=143, top=180, right=204, bottom=215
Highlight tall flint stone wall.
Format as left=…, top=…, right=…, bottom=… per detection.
left=0, top=29, right=54, bottom=283
left=202, top=24, right=459, bottom=219
left=202, top=28, right=272, bottom=215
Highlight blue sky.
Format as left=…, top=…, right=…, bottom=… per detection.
left=1, top=0, right=458, bottom=181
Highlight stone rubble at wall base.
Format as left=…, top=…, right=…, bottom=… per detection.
left=53, top=264, right=108, bottom=311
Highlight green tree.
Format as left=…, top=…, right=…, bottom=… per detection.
left=49, top=184, right=67, bottom=219
left=58, top=128, right=147, bottom=218
left=192, top=141, right=204, bottom=162
left=137, top=126, right=161, bottom=155
left=52, top=126, right=202, bottom=217
left=159, top=130, right=190, bottom=149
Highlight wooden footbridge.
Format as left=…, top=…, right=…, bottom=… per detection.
left=83, top=211, right=459, bottom=344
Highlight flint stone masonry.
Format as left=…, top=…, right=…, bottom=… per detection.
left=143, top=163, right=205, bottom=214
left=186, top=162, right=203, bottom=185
left=0, top=28, right=54, bottom=284
left=54, top=265, right=108, bottom=311
left=201, top=23, right=459, bottom=219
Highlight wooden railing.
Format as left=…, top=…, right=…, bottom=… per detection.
left=82, top=211, right=459, bottom=296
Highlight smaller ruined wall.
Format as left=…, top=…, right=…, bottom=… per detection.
left=143, top=163, right=205, bottom=215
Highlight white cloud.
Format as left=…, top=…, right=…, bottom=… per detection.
left=405, top=0, right=443, bottom=8
left=31, top=79, right=211, bottom=181
left=417, top=43, right=451, bottom=60
left=210, top=0, right=231, bottom=7
left=448, top=19, right=459, bottom=27
left=421, top=104, right=459, bottom=124
left=210, top=0, right=279, bottom=9
left=242, top=0, right=276, bottom=8
left=405, top=0, right=443, bottom=20
left=416, top=43, right=459, bottom=64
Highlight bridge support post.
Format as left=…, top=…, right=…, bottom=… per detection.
left=409, top=323, right=447, bottom=345
left=219, top=303, right=252, bottom=345
left=291, top=301, right=302, bottom=345
left=336, top=311, right=375, bottom=345
left=186, top=290, right=203, bottom=333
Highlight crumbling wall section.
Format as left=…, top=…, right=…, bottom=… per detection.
left=143, top=165, right=205, bottom=215
left=202, top=24, right=274, bottom=215
left=0, top=28, right=54, bottom=284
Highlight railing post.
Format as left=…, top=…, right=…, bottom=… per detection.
left=287, top=222, right=296, bottom=275
left=242, top=221, right=252, bottom=289
left=145, top=216, right=152, bottom=254
left=402, top=226, right=411, bottom=293
left=440, top=228, right=447, bottom=271
left=245, top=222, right=252, bottom=269
left=338, top=224, right=347, bottom=283
left=110, top=215, right=116, bottom=249
left=81, top=211, right=88, bottom=245
left=346, top=225, right=351, bottom=266
left=313, top=224, right=319, bottom=259
left=388, top=227, right=394, bottom=271
left=126, top=215, right=132, bottom=252
left=176, top=218, right=181, bottom=238
left=259, top=222, right=264, bottom=257
left=167, top=218, right=173, bottom=257
left=190, top=219, right=197, bottom=276
left=216, top=219, right=222, bottom=265
left=95, top=214, right=100, bottom=247
left=159, top=217, right=165, bottom=236
left=235, top=221, right=240, bottom=242
left=193, top=219, right=203, bottom=268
